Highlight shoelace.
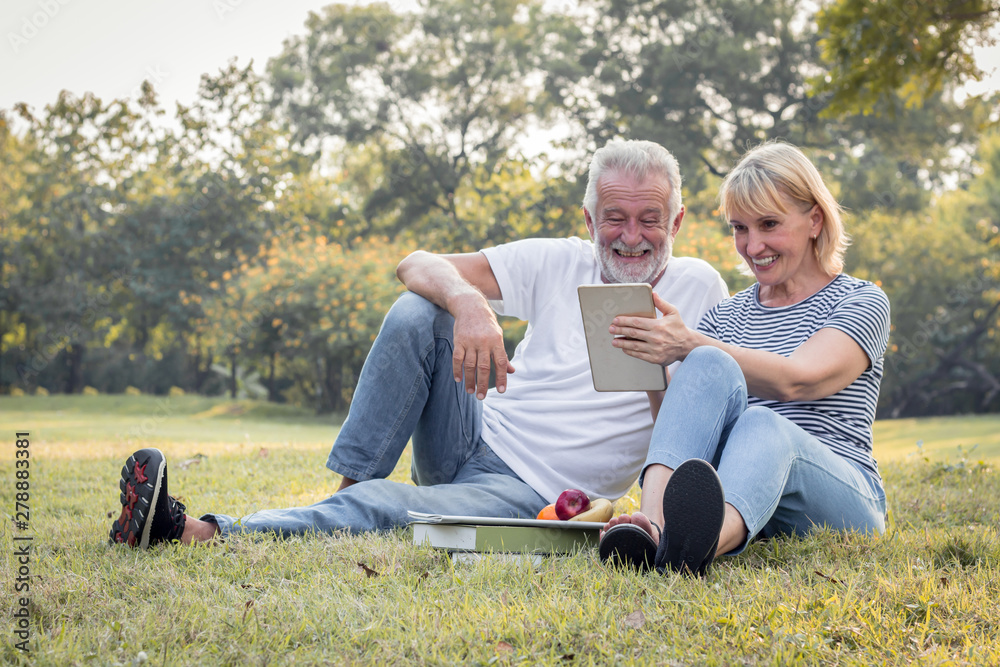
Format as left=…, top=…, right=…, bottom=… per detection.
left=165, top=496, right=187, bottom=541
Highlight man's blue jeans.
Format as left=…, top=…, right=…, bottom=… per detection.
left=644, top=346, right=887, bottom=554
left=204, top=293, right=548, bottom=536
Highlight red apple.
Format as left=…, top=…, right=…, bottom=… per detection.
left=554, top=489, right=590, bottom=520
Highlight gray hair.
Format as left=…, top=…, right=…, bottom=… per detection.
left=583, top=139, right=683, bottom=222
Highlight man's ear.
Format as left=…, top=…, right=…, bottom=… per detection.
left=584, top=207, right=596, bottom=238
left=670, top=205, right=686, bottom=239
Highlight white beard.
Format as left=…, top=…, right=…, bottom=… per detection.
left=596, top=238, right=672, bottom=284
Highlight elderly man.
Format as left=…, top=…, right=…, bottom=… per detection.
left=110, top=139, right=729, bottom=548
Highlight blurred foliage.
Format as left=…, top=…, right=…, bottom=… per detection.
left=1, top=0, right=998, bottom=417
left=814, top=0, right=999, bottom=116
left=268, top=0, right=574, bottom=250
left=199, top=234, right=411, bottom=412
left=847, top=130, right=1000, bottom=415
left=543, top=0, right=827, bottom=189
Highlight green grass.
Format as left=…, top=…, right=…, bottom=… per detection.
left=0, top=395, right=344, bottom=462
left=874, top=414, right=1000, bottom=465
left=1, top=395, right=999, bottom=665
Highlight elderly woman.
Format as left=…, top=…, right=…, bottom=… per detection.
left=598, top=142, right=890, bottom=576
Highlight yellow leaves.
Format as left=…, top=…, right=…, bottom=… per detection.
left=197, top=232, right=408, bottom=362
left=103, top=321, right=127, bottom=347
left=209, top=281, right=220, bottom=290
left=0, top=320, right=28, bottom=353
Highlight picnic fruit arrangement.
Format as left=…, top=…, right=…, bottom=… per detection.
left=536, top=489, right=614, bottom=522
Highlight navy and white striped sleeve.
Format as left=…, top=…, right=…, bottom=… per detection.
left=695, top=303, right=722, bottom=339
left=824, top=284, right=891, bottom=366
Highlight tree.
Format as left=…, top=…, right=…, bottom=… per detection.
left=267, top=0, right=569, bottom=249
left=847, top=131, right=1000, bottom=416
left=202, top=233, right=410, bottom=412
left=542, top=0, right=988, bottom=206
left=814, top=0, right=999, bottom=117
left=109, top=62, right=312, bottom=393
left=2, top=88, right=161, bottom=393
left=542, top=0, right=835, bottom=192
left=0, top=113, right=31, bottom=390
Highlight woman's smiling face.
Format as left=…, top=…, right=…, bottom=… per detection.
left=728, top=195, right=824, bottom=288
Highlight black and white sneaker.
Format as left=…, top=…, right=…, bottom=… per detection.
left=109, top=448, right=186, bottom=548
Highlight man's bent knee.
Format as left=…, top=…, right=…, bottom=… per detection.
left=380, top=292, right=452, bottom=341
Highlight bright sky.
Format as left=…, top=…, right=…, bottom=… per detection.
left=0, top=0, right=417, bottom=113
left=1, top=0, right=998, bottom=116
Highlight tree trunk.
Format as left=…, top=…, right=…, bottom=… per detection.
left=136, top=313, right=149, bottom=350
left=191, top=350, right=214, bottom=393
left=268, top=350, right=278, bottom=402
left=229, top=352, right=238, bottom=399
left=65, top=344, right=84, bottom=394
left=314, top=354, right=344, bottom=414
left=327, top=354, right=344, bottom=413
left=314, top=355, right=331, bottom=414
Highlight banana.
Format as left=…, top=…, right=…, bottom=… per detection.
left=568, top=497, right=614, bottom=523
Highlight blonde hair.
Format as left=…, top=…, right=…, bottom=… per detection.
left=719, top=142, right=849, bottom=275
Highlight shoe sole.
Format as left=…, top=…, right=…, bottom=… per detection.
left=599, top=523, right=658, bottom=572
left=109, top=448, right=165, bottom=549
left=138, top=453, right=166, bottom=549
left=657, top=459, right=725, bottom=577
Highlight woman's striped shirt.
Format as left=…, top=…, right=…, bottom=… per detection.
left=696, top=274, right=891, bottom=478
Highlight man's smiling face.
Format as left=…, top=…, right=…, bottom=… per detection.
left=585, top=170, right=683, bottom=286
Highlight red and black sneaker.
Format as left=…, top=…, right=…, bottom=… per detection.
left=109, top=448, right=187, bottom=548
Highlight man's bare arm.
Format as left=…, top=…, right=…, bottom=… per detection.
left=396, top=250, right=513, bottom=399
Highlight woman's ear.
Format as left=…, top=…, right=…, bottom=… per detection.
left=810, top=204, right=824, bottom=239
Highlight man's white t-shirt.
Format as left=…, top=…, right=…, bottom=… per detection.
left=479, top=237, right=729, bottom=503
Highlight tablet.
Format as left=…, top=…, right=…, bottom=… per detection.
left=578, top=283, right=668, bottom=392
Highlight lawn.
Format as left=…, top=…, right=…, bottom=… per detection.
left=874, top=414, right=1000, bottom=465
left=1, top=395, right=999, bottom=665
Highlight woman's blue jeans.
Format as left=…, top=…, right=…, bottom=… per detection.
left=644, top=346, right=886, bottom=554
left=203, top=293, right=548, bottom=537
